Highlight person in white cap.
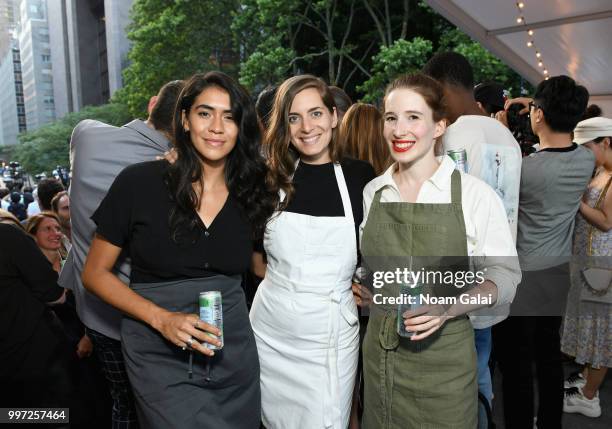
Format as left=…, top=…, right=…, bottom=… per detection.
left=561, top=116, right=612, bottom=418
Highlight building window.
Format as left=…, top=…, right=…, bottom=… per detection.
left=41, top=54, right=50, bottom=62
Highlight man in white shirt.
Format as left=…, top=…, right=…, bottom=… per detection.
left=423, top=52, right=522, bottom=406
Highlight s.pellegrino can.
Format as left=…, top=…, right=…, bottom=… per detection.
left=397, top=282, right=423, bottom=338
left=199, top=291, right=224, bottom=350
left=447, top=149, right=468, bottom=173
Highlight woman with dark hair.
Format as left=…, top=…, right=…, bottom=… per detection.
left=340, top=103, right=391, bottom=175
left=358, top=73, right=519, bottom=428
left=82, top=71, right=276, bottom=428
left=250, top=75, right=375, bottom=428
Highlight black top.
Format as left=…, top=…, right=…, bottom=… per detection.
left=0, top=224, right=64, bottom=376
left=92, top=160, right=253, bottom=284
left=285, top=158, right=376, bottom=226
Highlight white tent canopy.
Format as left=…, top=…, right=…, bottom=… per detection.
left=426, top=0, right=612, bottom=114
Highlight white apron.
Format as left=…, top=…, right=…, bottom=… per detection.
left=250, top=162, right=360, bottom=429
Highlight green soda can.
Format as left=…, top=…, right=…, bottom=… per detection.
left=447, top=149, right=468, bottom=173
left=199, top=291, right=223, bottom=350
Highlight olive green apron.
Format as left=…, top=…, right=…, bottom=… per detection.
left=361, top=169, right=477, bottom=429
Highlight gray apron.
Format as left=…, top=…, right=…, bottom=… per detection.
left=121, top=275, right=261, bottom=429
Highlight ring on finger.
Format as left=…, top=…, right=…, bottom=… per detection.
left=186, top=337, right=194, bottom=349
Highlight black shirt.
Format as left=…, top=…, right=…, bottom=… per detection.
left=252, top=158, right=375, bottom=254
left=0, top=224, right=63, bottom=376
left=92, top=160, right=253, bottom=284
left=285, top=158, right=376, bottom=235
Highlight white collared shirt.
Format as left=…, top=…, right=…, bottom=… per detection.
left=360, top=156, right=521, bottom=328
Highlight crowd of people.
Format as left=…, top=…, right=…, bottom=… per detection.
left=1, top=50, right=611, bottom=429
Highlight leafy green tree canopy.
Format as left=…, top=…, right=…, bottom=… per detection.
left=358, top=37, right=433, bottom=103
left=114, top=0, right=239, bottom=118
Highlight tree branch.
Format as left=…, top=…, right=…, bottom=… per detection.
left=384, top=0, right=392, bottom=43
left=343, top=40, right=376, bottom=88
left=291, top=0, right=312, bottom=47
left=343, top=51, right=372, bottom=79
left=400, top=0, right=409, bottom=40
left=362, top=0, right=387, bottom=46
left=289, top=50, right=329, bottom=66
left=336, top=0, right=356, bottom=83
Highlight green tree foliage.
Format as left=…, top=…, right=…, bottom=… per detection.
left=13, top=103, right=131, bottom=174
left=357, top=37, right=433, bottom=103
left=113, top=0, right=239, bottom=118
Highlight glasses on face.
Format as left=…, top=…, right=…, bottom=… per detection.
left=529, top=101, right=543, bottom=112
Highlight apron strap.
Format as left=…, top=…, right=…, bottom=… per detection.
left=450, top=170, right=462, bottom=204
left=373, top=188, right=384, bottom=205
left=333, top=162, right=354, bottom=224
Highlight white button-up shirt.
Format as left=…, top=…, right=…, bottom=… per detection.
left=359, top=156, right=521, bottom=328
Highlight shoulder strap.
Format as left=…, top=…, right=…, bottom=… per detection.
left=586, top=173, right=612, bottom=256
left=450, top=170, right=462, bottom=204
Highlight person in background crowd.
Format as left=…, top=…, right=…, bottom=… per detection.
left=255, top=85, right=278, bottom=130
left=0, top=222, right=70, bottom=409
left=494, top=75, right=594, bottom=429
left=340, top=103, right=391, bottom=175
left=582, top=104, right=602, bottom=121
left=474, top=81, right=506, bottom=117
left=330, top=85, right=353, bottom=122
left=0, top=187, right=9, bottom=210
left=8, top=191, right=27, bottom=221
left=423, top=51, right=522, bottom=407
left=59, top=79, right=185, bottom=429
left=51, top=191, right=72, bottom=243
left=561, top=116, right=612, bottom=418
left=22, top=186, right=34, bottom=209
left=27, top=187, right=40, bottom=217
left=26, top=212, right=66, bottom=270
left=36, top=178, right=65, bottom=212
left=251, top=75, right=375, bottom=428
left=82, top=71, right=275, bottom=428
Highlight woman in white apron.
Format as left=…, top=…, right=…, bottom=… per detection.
left=250, top=75, right=375, bottom=428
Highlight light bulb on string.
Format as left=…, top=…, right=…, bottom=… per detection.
left=543, top=69, right=549, bottom=75
left=518, top=2, right=525, bottom=8
left=536, top=52, right=541, bottom=58
left=538, top=61, right=543, bottom=67
left=528, top=29, right=534, bottom=36
left=517, top=16, right=524, bottom=23
left=527, top=40, right=533, bottom=47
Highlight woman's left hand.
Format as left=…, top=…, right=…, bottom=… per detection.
left=403, top=304, right=451, bottom=341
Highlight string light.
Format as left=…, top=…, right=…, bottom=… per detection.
left=515, top=2, right=550, bottom=80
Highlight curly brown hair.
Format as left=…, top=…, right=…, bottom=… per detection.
left=263, top=75, right=342, bottom=207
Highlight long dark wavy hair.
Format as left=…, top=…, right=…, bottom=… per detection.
left=165, top=71, right=278, bottom=242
